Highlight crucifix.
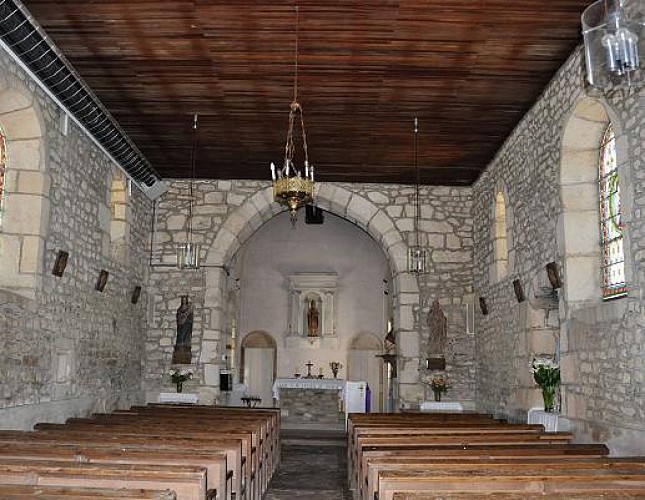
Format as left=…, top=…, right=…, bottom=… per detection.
left=305, top=360, right=314, bottom=378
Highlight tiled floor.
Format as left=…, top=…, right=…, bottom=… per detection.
left=263, top=429, right=351, bottom=499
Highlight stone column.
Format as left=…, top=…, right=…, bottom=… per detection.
left=200, top=266, right=228, bottom=403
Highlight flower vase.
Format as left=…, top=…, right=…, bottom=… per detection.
left=332, top=369, right=339, bottom=379
left=433, top=390, right=442, bottom=402
left=542, top=386, right=555, bottom=412
left=176, top=382, right=183, bottom=393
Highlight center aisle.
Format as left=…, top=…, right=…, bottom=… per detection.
left=263, top=429, right=351, bottom=500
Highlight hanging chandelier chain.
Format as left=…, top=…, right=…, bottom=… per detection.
left=414, top=116, right=420, bottom=247
left=293, top=5, right=299, bottom=104
left=270, top=2, right=314, bottom=224
left=300, top=105, right=309, bottom=165
left=187, top=113, right=198, bottom=241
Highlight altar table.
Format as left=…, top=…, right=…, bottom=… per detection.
left=272, top=378, right=345, bottom=428
left=272, top=378, right=345, bottom=400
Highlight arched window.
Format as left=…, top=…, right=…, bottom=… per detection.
left=598, top=124, right=626, bottom=299
left=491, top=190, right=508, bottom=283
left=0, top=125, right=6, bottom=227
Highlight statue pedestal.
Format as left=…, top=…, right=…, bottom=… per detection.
left=172, top=345, right=192, bottom=364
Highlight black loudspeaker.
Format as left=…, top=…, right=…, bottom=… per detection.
left=305, top=205, right=324, bottom=224
left=220, top=372, right=233, bottom=392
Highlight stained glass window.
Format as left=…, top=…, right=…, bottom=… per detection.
left=0, top=126, right=6, bottom=227
left=599, top=124, right=626, bottom=299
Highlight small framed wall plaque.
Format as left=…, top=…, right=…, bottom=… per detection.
left=478, top=297, right=489, bottom=315
left=52, top=250, right=69, bottom=277
left=513, top=279, right=526, bottom=303
left=96, top=269, right=109, bottom=292
left=426, top=357, right=446, bottom=370
left=131, top=285, right=142, bottom=304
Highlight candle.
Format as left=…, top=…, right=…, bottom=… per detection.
left=319, top=367, right=323, bottom=375
left=270, top=162, right=276, bottom=181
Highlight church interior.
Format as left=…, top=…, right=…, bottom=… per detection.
left=0, top=0, right=644, bottom=497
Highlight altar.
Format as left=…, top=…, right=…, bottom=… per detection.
left=272, top=378, right=346, bottom=429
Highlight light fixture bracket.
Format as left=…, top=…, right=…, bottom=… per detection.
left=582, top=0, right=644, bottom=91
left=177, top=113, right=201, bottom=269
left=408, top=117, right=429, bottom=274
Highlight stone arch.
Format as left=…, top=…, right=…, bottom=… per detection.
left=558, top=97, right=631, bottom=307
left=350, top=331, right=382, bottom=350
left=241, top=330, right=277, bottom=349
left=200, top=183, right=420, bottom=404
left=0, top=78, right=49, bottom=300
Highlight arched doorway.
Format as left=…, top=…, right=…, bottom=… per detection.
left=348, top=332, right=382, bottom=411
left=240, top=331, right=277, bottom=406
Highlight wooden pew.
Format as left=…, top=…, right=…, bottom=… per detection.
left=34, top=423, right=252, bottom=500
left=78, top=411, right=268, bottom=497
left=34, top=421, right=256, bottom=500
left=0, top=441, right=230, bottom=500
left=365, top=456, right=641, bottom=500
left=352, top=431, right=574, bottom=493
left=0, top=484, right=177, bottom=499
left=392, top=492, right=645, bottom=500
left=128, top=405, right=280, bottom=480
left=0, top=431, right=243, bottom=500
left=349, top=422, right=550, bottom=486
left=376, top=464, right=645, bottom=500
left=0, top=458, right=211, bottom=500
left=120, top=404, right=280, bottom=491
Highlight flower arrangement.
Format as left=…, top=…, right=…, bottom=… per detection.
left=430, top=376, right=448, bottom=401
left=169, top=368, right=193, bottom=393
left=531, top=357, right=560, bottom=412
left=329, top=362, right=343, bottom=379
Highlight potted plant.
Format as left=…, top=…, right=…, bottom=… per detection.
left=169, top=368, right=193, bottom=393
left=531, top=357, right=560, bottom=412
left=430, top=376, right=448, bottom=402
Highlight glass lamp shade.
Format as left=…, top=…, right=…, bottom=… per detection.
left=177, top=241, right=201, bottom=269
left=408, top=246, right=428, bottom=274
left=582, top=0, right=644, bottom=89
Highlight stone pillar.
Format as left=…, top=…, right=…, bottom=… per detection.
left=199, top=267, right=227, bottom=403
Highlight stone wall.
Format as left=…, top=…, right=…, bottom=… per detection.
left=0, top=46, right=151, bottom=429
left=472, top=47, right=644, bottom=455
left=145, top=180, right=474, bottom=407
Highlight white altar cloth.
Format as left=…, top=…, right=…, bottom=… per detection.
left=420, top=401, right=464, bottom=412
left=272, top=378, right=345, bottom=400
left=527, top=407, right=559, bottom=432
left=158, top=392, right=199, bottom=404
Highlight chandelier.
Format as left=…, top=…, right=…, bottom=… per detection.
left=270, top=6, right=314, bottom=223
left=407, top=117, right=428, bottom=274
left=582, top=0, right=643, bottom=90
left=177, top=114, right=201, bottom=269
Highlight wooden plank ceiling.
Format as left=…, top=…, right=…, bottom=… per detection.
left=22, top=0, right=589, bottom=185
